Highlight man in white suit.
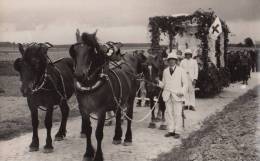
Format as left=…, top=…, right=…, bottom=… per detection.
left=157, top=51, right=188, bottom=138
left=180, top=49, right=198, bottom=111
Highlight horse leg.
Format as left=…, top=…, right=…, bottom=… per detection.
left=93, top=112, right=106, bottom=161
left=124, top=99, right=134, bottom=146
left=80, top=108, right=87, bottom=138
left=43, top=107, right=54, bottom=153
left=83, top=114, right=95, bottom=161
left=159, top=97, right=167, bottom=130
left=148, top=97, right=156, bottom=128
left=104, top=111, right=113, bottom=126
left=55, top=101, right=69, bottom=141
left=29, top=106, right=39, bottom=152
left=113, top=108, right=122, bottom=145
left=182, top=104, right=186, bottom=128
left=156, top=96, right=162, bottom=121
left=150, top=97, right=155, bottom=120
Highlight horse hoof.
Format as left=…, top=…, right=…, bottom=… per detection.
left=148, top=122, right=156, bottom=129
left=29, top=147, right=39, bottom=152
left=55, top=136, right=64, bottom=141
left=159, top=125, right=167, bottom=130
left=123, top=141, right=132, bottom=146
left=43, top=148, right=54, bottom=153
left=112, top=140, right=121, bottom=145
left=80, top=133, right=87, bottom=138
left=83, top=157, right=93, bottom=161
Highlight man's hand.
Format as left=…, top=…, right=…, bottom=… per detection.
left=192, top=79, right=197, bottom=86
left=155, top=77, right=160, bottom=82
left=156, top=79, right=164, bottom=88
left=176, top=93, right=184, bottom=97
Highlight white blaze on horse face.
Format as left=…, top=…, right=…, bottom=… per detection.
left=148, top=65, right=152, bottom=77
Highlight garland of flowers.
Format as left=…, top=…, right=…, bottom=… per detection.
left=215, top=36, right=221, bottom=68
left=148, top=10, right=230, bottom=97
left=222, top=21, right=230, bottom=65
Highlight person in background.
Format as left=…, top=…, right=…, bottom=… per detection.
left=180, top=49, right=198, bottom=111
left=246, top=51, right=252, bottom=78
left=157, top=50, right=188, bottom=139
left=250, top=50, right=257, bottom=72
left=176, top=50, right=183, bottom=66
left=240, top=51, right=250, bottom=85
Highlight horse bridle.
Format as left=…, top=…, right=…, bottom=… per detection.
left=72, top=41, right=124, bottom=84
left=24, top=43, right=67, bottom=101
left=72, top=42, right=109, bottom=92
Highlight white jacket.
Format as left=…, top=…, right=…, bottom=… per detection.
left=159, top=66, right=188, bottom=102
left=180, top=59, right=198, bottom=80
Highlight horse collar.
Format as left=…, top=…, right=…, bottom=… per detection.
left=75, top=69, right=107, bottom=93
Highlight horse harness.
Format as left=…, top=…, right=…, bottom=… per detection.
left=32, top=58, right=68, bottom=111
left=75, top=57, right=143, bottom=121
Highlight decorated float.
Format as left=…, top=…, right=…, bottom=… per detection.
left=148, top=9, right=231, bottom=97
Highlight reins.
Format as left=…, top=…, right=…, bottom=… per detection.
left=104, top=68, right=163, bottom=123
left=84, top=59, right=163, bottom=123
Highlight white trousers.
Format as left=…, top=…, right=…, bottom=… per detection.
left=185, top=76, right=195, bottom=107
left=165, top=95, right=183, bottom=133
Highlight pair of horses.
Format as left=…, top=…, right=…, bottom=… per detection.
left=14, top=31, right=165, bottom=161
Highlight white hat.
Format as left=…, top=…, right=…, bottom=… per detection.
left=167, top=50, right=178, bottom=60
left=184, top=49, right=193, bottom=55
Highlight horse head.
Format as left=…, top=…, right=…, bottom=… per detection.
left=142, top=52, right=166, bottom=93
left=14, top=42, right=53, bottom=96
left=143, top=52, right=165, bottom=80
left=132, top=50, right=147, bottom=74
left=69, top=30, right=106, bottom=84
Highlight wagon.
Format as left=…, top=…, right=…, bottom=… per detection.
left=148, top=9, right=230, bottom=97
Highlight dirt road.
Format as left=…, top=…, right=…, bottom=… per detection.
left=0, top=73, right=259, bottom=161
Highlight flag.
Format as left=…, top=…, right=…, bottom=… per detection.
left=209, top=17, right=222, bottom=40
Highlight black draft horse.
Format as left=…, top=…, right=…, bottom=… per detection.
left=142, top=51, right=167, bottom=129
left=14, top=43, right=86, bottom=153
left=69, top=31, right=146, bottom=161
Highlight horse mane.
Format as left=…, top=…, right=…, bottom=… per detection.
left=81, top=32, right=100, bottom=52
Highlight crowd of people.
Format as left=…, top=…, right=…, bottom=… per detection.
left=108, top=47, right=258, bottom=139
left=227, top=49, right=257, bottom=85
left=141, top=48, right=258, bottom=138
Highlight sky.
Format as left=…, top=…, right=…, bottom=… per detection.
left=0, top=0, right=259, bottom=44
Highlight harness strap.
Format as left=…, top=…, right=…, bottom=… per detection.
left=46, top=55, right=67, bottom=100
left=105, top=69, right=123, bottom=107
left=32, top=69, right=49, bottom=93
left=110, top=60, right=141, bottom=80
left=48, top=76, right=66, bottom=102
left=53, top=66, right=67, bottom=99
left=110, top=69, right=123, bottom=104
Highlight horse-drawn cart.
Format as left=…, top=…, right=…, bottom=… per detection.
left=148, top=9, right=230, bottom=97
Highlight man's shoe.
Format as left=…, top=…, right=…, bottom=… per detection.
left=164, top=132, right=175, bottom=137
left=189, top=106, right=196, bottom=111
left=173, top=133, right=180, bottom=139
